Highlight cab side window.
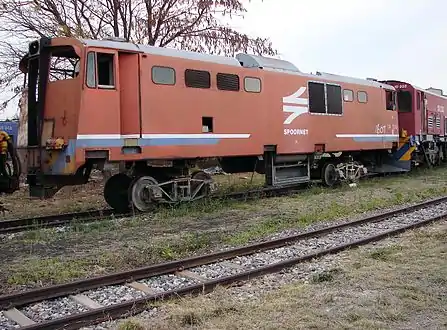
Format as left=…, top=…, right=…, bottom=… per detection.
left=86, top=52, right=96, bottom=88
left=97, top=53, right=115, bottom=88
left=385, top=90, right=396, bottom=111
left=85, top=52, right=115, bottom=89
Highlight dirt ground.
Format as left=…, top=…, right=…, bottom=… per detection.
left=0, top=174, right=107, bottom=219
left=122, top=220, right=446, bottom=330
left=1, top=167, right=447, bottom=295
left=0, top=171, right=262, bottom=219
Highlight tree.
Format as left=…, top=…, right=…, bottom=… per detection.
left=0, top=0, right=276, bottom=113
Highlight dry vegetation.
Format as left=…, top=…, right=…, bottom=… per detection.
left=0, top=178, right=107, bottom=218
left=115, top=221, right=447, bottom=330
left=1, top=167, right=447, bottom=294
left=0, top=171, right=263, bottom=219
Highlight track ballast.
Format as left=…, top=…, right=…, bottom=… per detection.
left=0, top=195, right=446, bottom=330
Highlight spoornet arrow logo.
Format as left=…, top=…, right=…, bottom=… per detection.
left=282, top=87, right=309, bottom=125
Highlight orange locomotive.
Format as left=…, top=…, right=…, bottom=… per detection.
left=17, top=36, right=414, bottom=211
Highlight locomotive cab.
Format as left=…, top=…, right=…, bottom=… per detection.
left=19, top=37, right=90, bottom=198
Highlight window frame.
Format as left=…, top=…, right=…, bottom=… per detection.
left=343, top=89, right=354, bottom=102
left=216, top=72, right=240, bottom=91
left=85, top=51, right=97, bottom=89
left=151, top=65, right=176, bottom=86
left=385, top=89, right=397, bottom=111
left=96, top=52, right=116, bottom=90
left=244, top=76, right=262, bottom=93
left=184, top=68, right=211, bottom=89
left=417, top=91, right=421, bottom=110
left=307, top=80, right=344, bottom=116
left=357, top=90, right=368, bottom=103
left=397, top=90, right=413, bottom=113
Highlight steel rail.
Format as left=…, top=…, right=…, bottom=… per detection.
left=0, top=184, right=304, bottom=235
left=0, top=208, right=122, bottom=234
left=17, top=202, right=447, bottom=329
left=1, top=194, right=446, bottom=312
left=0, top=170, right=419, bottom=235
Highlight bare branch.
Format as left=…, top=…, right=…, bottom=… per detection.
left=0, top=0, right=277, bottom=115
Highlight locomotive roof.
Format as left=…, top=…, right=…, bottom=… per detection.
left=383, top=80, right=447, bottom=100
left=81, top=39, right=242, bottom=67
left=79, top=38, right=394, bottom=90
left=415, top=85, right=447, bottom=100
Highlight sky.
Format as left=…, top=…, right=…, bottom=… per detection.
left=1, top=0, right=446, bottom=119
left=234, top=0, right=446, bottom=89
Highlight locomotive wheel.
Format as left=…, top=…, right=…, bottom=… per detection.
left=130, top=175, right=160, bottom=212
left=190, top=170, right=213, bottom=198
left=322, top=163, right=338, bottom=187
left=104, top=173, right=132, bottom=213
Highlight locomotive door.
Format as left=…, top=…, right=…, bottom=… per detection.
left=118, top=52, right=141, bottom=139
left=420, top=91, right=426, bottom=133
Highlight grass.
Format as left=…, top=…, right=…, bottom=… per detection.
left=3, top=166, right=447, bottom=290
left=123, top=220, right=447, bottom=330
left=5, top=231, right=220, bottom=286
left=7, top=257, right=93, bottom=285
left=117, top=320, right=146, bottom=330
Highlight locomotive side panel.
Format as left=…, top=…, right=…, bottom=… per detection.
left=138, top=54, right=270, bottom=159
left=272, top=73, right=398, bottom=155
left=423, top=90, right=447, bottom=136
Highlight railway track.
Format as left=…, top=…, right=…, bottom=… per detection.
left=1, top=195, right=446, bottom=330
left=0, top=209, right=122, bottom=235
left=0, top=183, right=305, bottom=235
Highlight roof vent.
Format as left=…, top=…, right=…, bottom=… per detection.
left=426, top=87, right=444, bottom=96
left=236, top=53, right=300, bottom=73
left=103, top=36, right=127, bottom=42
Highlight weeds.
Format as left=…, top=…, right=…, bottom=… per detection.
left=4, top=166, right=447, bottom=288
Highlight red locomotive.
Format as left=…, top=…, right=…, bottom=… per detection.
left=380, top=81, right=447, bottom=166
left=9, top=36, right=446, bottom=211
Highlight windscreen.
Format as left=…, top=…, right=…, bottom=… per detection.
left=49, top=46, right=80, bottom=82
left=397, top=91, right=412, bottom=113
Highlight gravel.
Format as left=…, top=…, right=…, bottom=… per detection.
left=21, top=296, right=89, bottom=322
left=138, top=274, right=200, bottom=292
left=255, top=199, right=447, bottom=243
left=0, top=312, right=19, bottom=330
left=193, top=202, right=447, bottom=276
left=83, top=284, right=147, bottom=306
left=101, top=221, right=446, bottom=329
left=190, top=262, right=245, bottom=279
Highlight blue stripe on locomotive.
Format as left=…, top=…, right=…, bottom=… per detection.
left=0, top=120, right=19, bottom=146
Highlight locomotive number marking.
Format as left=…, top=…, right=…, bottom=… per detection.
left=375, top=124, right=387, bottom=134
left=284, top=128, right=309, bottom=136
left=437, top=105, right=445, bottom=113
